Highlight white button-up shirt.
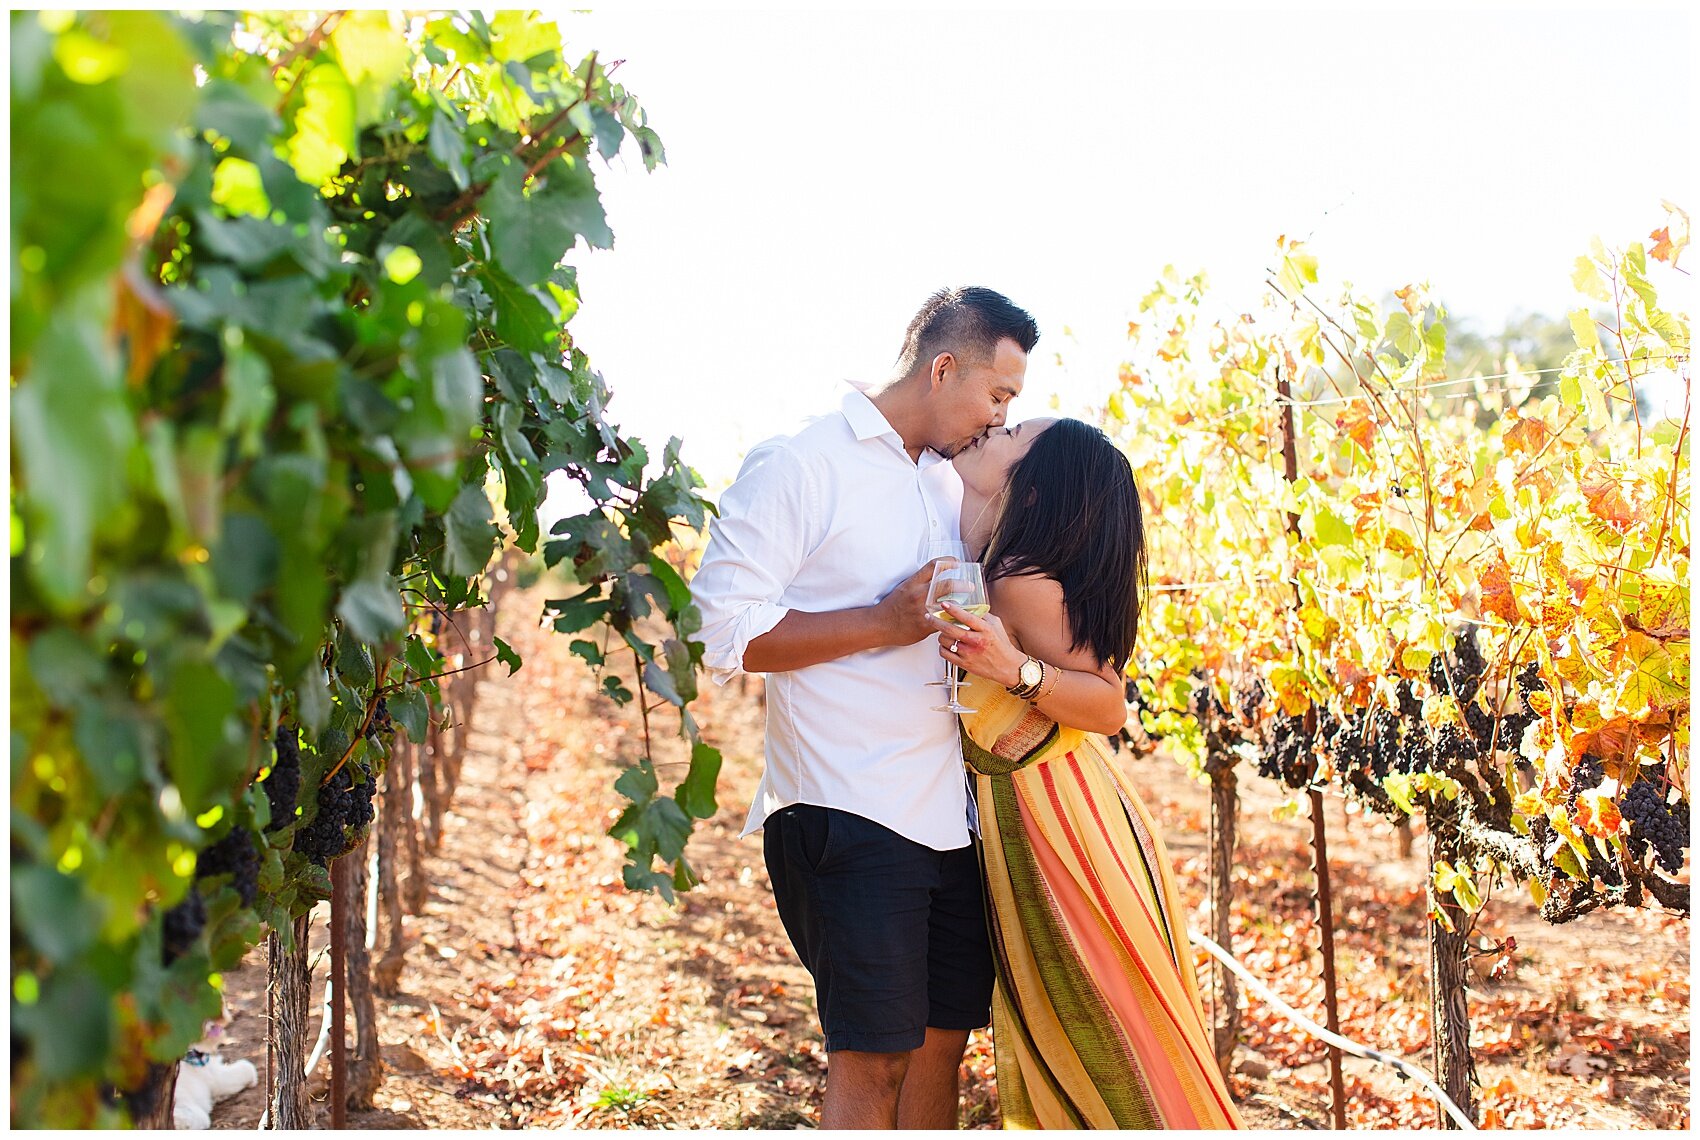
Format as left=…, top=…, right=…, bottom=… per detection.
left=693, top=386, right=970, bottom=851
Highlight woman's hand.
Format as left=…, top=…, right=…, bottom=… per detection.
left=927, top=601, right=1028, bottom=689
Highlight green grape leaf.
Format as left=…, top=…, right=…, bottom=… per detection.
left=674, top=742, right=722, bottom=820
left=443, top=483, right=498, bottom=578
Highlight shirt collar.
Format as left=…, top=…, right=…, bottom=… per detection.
left=840, top=383, right=945, bottom=468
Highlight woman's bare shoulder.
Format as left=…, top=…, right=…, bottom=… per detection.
left=988, top=571, right=1065, bottom=614
left=989, top=573, right=1079, bottom=661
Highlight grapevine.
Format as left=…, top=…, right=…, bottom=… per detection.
left=10, top=11, right=720, bottom=1126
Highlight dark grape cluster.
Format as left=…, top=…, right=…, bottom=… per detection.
left=195, top=827, right=260, bottom=908
left=364, top=697, right=394, bottom=740
left=160, top=888, right=205, bottom=966
left=1621, top=769, right=1689, bottom=875
left=1571, top=754, right=1605, bottom=795
left=1237, top=681, right=1265, bottom=725
left=262, top=724, right=302, bottom=833
left=1258, top=714, right=1317, bottom=788
left=291, top=764, right=378, bottom=866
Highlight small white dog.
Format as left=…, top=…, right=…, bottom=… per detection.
left=173, top=1035, right=257, bottom=1130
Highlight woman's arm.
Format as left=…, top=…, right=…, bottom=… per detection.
left=930, top=573, right=1128, bottom=736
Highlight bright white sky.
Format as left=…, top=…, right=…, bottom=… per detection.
left=554, top=3, right=1694, bottom=498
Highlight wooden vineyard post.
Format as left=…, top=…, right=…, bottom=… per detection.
left=267, top=915, right=313, bottom=1128
left=329, top=859, right=347, bottom=1129
left=1427, top=799, right=1477, bottom=1127
left=341, top=834, right=382, bottom=1107
left=399, top=737, right=428, bottom=915
left=1203, top=710, right=1242, bottom=1082
left=376, top=742, right=409, bottom=992
left=1279, top=367, right=1347, bottom=1128
left=1307, top=786, right=1347, bottom=1129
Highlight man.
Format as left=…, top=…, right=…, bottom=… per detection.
left=693, top=286, right=1038, bottom=1129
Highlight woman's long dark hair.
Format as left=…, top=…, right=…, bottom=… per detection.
left=981, top=418, right=1148, bottom=669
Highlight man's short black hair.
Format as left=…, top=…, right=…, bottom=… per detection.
left=895, top=286, right=1039, bottom=375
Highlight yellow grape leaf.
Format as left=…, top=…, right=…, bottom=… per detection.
left=1567, top=308, right=1602, bottom=354
left=1617, top=631, right=1685, bottom=711
left=1298, top=604, right=1336, bottom=647
left=1423, top=693, right=1463, bottom=729
left=1395, top=284, right=1424, bottom=316
left=1277, top=245, right=1319, bottom=296
left=1513, top=790, right=1544, bottom=817
left=1527, top=875, right=1548, bottom=907
left=1382, top=773, right=1417, bottom=816
left=1632, top=576, right=1689, bottom=640
left=286, top=61, right=356, bottom=186
left=1553, top=843, right=1586, bottom=882
left=1453, top=872, right=1483, bottom=913
left=1571, top=254, right=1613, bottom=303
left=1270, top=665, right=1312, bottom=717
left=330, top=10, right=409, bottom=124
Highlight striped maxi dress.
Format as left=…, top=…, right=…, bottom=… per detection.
left=959, top=675, right=1244, bottom=1129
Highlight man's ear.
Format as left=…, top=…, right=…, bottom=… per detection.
left=930, top=351, right=954, bottom=389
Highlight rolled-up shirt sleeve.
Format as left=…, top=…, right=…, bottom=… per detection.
left=692, top=442, right=815, bottom=684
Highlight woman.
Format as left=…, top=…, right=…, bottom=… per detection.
left=932, top=417, right=1243, bottom=1130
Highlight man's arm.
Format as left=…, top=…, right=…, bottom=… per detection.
left=742, top=561, right=942, bottom=673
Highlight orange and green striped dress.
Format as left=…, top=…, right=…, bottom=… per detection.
left=961, top=675, right=1243, bottom=1129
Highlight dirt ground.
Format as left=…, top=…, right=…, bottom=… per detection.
left=205, top=588, right=1691, bottom=1130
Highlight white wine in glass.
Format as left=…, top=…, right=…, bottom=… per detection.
left=921, top=541, right=968, bottom=687
left=927, top=561, right=986, bottom=714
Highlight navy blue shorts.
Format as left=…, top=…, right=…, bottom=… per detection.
left=763, top=804, right=994, bottom=1054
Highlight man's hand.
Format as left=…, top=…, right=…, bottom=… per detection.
left=875, top=559, right=951, bottom=646
left=740, top=559, right=953, bottom=673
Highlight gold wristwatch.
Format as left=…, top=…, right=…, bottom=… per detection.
left=1008, top=655, right=1044, bottom=699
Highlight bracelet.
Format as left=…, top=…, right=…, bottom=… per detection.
left=1033, top=662, right=1062, bottom=704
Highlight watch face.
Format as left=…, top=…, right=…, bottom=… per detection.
left=1020, top=659, right=1043, bottom=688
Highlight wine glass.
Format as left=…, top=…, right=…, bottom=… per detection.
left=927, top=560, right=987, bottom=714
left=921, top=540, right=967, bottom=688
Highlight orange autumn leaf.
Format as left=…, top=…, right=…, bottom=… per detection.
left=1454, top=473, right=1497, bottom=531
left=1578, top=462, right=1642, bottom=532
left=1335, top=400, right=1376, bottom=452
left=113, top=264, right=177, bottom=387
left=1351, top=489, right=1384, bottom=537
left=1648, top=226, right=1675, bottom=263
left=1569, top=718, right=1634, bottom=765
left=1478, top=553, right=1519, bottom=623
left=1384, top=527, right=1417, bottom=557
left=1395, top=283, right=1423, bottom=316
left=1574, top=792, right=1622, bottom=839
left=1504, top=415, right=1554, bottom=458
